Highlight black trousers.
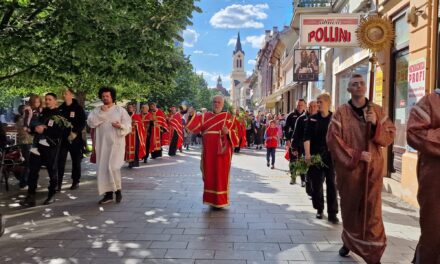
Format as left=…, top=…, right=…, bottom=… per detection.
left=28, top=144, right=60, bottom=196
left=19, top=144, right=31, bottom=187
left=168, top=131, right=178, bottom=156
left=307, top=161, right=338, bottom=215
left=246, top=130, right=254, bottom=147
left=58, top=138, right=83, bottom=186
left=144, top=134, right=151, bottom=162
left=151, top=149, right=162, bottom=159
left=266, top=147, right=276, bottom=165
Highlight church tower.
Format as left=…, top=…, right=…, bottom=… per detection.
left=230, top=32, right=247, bottom=107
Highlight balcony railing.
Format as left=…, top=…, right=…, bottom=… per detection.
left=296, top=0, right=333, bottom=8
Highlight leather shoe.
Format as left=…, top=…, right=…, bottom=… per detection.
left=328, top=214, right=340, bottom=224
left=43, top=195, right=55, bottom=205
left=70, top=183, right=79, bottom=190
left=316, top=211, right=323, bottom=219
left=339, top=245, right=350, bottom=257
left=115, top=190, right=122, bottom=203
left=19, top=195, right=36, bottom=207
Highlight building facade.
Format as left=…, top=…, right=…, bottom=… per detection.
left=252, top=0, right=439, bottom=206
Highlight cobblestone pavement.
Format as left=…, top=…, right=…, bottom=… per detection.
left=0, top=146, right=420, bottom=264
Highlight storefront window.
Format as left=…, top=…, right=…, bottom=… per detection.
left=394, top=16, right=409, bottom=49
left=336, top=60, right=369, bottom=107
left=393, top=50, right=409, bottom=150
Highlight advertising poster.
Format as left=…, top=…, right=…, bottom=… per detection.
left=293, top=49, right=320, bottom=82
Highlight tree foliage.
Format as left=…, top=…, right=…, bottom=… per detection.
left=0, top=0, right=203, bottom=106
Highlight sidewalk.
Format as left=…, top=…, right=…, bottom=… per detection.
left=0, top=146, right=420, bottom=264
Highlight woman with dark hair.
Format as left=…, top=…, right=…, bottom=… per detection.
left=15, top=105, right=33, bottom=188
left=25, top=94, right=44, bottom=156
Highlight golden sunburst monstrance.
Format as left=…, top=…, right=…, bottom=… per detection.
left=356, top=15, right=394, bottom=52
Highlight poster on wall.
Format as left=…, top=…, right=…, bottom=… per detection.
left=293, top=49, right=320, bottom=82
left=374, top=66, right=383, bottom=106
left=406, top=57, right=426, bottom=152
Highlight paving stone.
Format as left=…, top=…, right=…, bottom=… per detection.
left=0, top=147, right=419, bottom=264
left=214, top=250, right=265, bottom=260
left=148, top=241, right=188, bottom=249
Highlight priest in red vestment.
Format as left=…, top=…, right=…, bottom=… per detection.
left=185, top=95, right=239, bottom=208
left=140, top=103, right=152, bottom=163
left=125, top=103, right=146, bottom=168
left=233, top=109, right=247, bottom=153
left=168, top=106, right=183, bottom=156
left=148, top=102, right=168, bottom=159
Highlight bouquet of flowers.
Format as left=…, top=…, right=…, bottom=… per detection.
left=289, top=154, right=327, bottom=183
left=52, top=115, right=76, bottom=142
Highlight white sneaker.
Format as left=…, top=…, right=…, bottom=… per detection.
left=39, top=139, right=50, bottom=147
left=30, top=147, right=40, bottom=156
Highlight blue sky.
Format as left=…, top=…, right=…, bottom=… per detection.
left=182, top=0, right=293, bottom=90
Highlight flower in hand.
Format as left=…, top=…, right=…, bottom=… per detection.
left=112, top=121, right=121, bottom=129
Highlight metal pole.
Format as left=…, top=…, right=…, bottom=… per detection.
left=363, top=52, right=377, bottom=240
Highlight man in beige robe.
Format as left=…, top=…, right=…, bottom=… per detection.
left=87, top=87, right=131, bottom=204
left=327, top=74, right=395, bottom=264
left=407, top=89, right=440, bottom=264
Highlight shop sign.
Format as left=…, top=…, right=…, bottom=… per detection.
left=293, top=49, right=320, bottom=82
left=374, top=67, right=383, bottom=106
left=407, top=57, right=426, bottom=152
left=407, top=58, right=426, bottom=107
left=300, top=14, right=360, bottom=47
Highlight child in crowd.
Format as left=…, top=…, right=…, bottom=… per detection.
left=265, top=120, right=279, bottom=169
left=24, top=95, right=46, bottom=156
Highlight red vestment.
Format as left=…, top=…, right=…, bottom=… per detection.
left=265, top=127, right=279, bottom=148
left=125, top=113, right=147, bottom=162
left=186, top=112, right=239, bottom=207
left=141, top=113, right=152, bottom=135
left=326, top=103, right=395, bottom=264
left=234, top=118, right=247, bottom=148
left=149, top=109, right=168, bottom=153
left=169, top=112, right=183, bottom=149
left=407, top=91, right=440, bottom=264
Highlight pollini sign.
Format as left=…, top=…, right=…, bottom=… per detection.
left=300, top=14, right=361, bottom=47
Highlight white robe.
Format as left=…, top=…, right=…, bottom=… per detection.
left=87, top=105, right=131, bottom=195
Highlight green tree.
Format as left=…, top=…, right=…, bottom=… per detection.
left=0, top=0, right=201, bottom=105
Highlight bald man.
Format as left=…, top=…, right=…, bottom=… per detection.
left=185, top=96, right=239, bottom=208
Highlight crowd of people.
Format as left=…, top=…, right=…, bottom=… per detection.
left=0, top=74, right=439, bottom=264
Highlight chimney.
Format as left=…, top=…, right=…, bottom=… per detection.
left=284, top=25, right=290, bottom=31
left=273, top=26, right=278, bottom=34
left=265, top=30, right=271, bottom=42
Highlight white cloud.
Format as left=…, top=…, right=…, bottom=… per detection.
left=227, top=38, right=238, bottom=46
left=196, top=70, right=230, bottom=88
left=248, top=59, right=256, bottom=66
left=210, top=4, right=269, bottom=29
left=227, top=34, right=265, bottom=49
left=183, top=29, right=199, bottom=47
left=193, top=50, right=219, bottom=57
left=246, top=34, right=265, bottom=49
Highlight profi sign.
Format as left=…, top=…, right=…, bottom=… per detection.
left=300, top=14, right=361, bottom=47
